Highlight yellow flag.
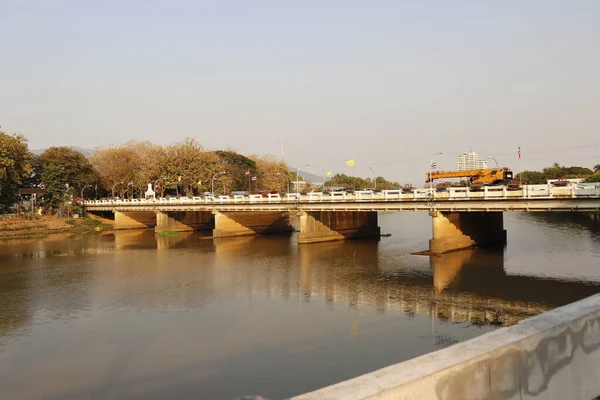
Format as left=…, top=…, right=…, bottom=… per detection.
left=178, top=176, right=182, bottom=182
left=197, top=180, right=202, bottom=186
left=346, top=159, right=355, bottom=167
left=326, top=170, right=332, bottom=176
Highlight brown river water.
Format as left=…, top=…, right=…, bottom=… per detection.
left=0, top=212, right=599, bottom=399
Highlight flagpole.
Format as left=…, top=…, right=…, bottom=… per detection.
left=429, top=159, right=433, bottom=195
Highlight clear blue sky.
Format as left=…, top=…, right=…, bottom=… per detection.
left=1, top=0, right=599, bottom=184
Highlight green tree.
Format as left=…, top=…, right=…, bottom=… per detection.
left=594, top=164, right=600, bottom=173
left=216, top=150, right=257, bottom=192
left=0, top=129, right=32, bottom=208
left=38, top=147, right=99, bottom=202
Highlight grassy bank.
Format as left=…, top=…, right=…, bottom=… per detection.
left=0, top=215, right=112, bottom=239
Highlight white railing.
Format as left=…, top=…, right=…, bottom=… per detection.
left=83, top=184, right=600, bottom=207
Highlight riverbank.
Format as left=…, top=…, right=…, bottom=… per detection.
left=0, top=215, right=111, bottom=239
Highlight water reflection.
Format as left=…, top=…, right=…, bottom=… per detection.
left=1, top=213, right=600, bottom=399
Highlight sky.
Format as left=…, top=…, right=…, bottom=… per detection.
left=1, top=0, right=599, bottom=184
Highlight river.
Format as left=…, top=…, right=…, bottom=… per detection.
left=0, top=212, right=599, bottom=399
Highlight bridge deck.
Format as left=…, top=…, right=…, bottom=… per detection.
left=84, top=185, right=600, bottom=213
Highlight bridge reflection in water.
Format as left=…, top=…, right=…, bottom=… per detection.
left=106, top=230, right=600, bottom=327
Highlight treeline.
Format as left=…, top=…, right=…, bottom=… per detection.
left=322, top=173, right=401, bottom=190
left=515, top=163, right=600, bottom=184
left=0, top=127, right=400, bottom=208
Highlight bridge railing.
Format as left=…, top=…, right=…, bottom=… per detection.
left=82, top=184, right=600, bottom=206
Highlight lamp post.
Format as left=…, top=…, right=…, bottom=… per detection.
left=488, top=157, right=499, bottom=168
left=429, top=152, right=444, bottom=196
left=154, top=177, right=166, bottom=198
left=276, top=172, right=291, bottom=193
left=211, top=171, right=226, bottom=195
left=364, top=166, right=376, bottom=189
left=112, top=181, right=124, bottom=199
left=80, top=184, right=91, bottom=201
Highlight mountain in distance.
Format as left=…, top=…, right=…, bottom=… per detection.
left=290, top=168, right=326, bottom=183
left=31, top=146, right=96, bottom=156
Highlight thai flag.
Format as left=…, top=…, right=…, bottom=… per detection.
left=518, top=146, right=521, bottom=159
left=251, top=176, right=257, bottom=182
left=245, top=170, right=250, bottom=176
left=430, top=162, right=437, bottom=169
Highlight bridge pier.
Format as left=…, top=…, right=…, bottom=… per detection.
left=156, top=211, right=214, bottom=232
left=297, top=211, right=380, bottom=244
left=213, top=211, right=292, bottom=238
left=114, top=211, right=157, bottom=230
left=429, top=211, right=506, bottom=254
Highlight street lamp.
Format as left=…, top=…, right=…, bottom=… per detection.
left=80, top=184, right=92, bottom=201
left=154, top=177, right=167, bottom=197
left=112, top=181, right=124, bottom=199
left=211, top=171, right=226, bottom=195
left=364, top=166, right=376, bottom=189
left=488, top=157, right=499, bottom=168
left=128, top=182, right=136, bottom=199
left=276, top=172, right=291, bottom=193
left=429, top=152, right=444, bottom=196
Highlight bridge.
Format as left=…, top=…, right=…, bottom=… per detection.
left=84, top=184, right=600, bottom=254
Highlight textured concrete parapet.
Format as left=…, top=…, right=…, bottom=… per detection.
left=293, top=294, right=600, bottom=400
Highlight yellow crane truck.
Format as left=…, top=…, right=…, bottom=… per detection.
left=425, top=168, right=514, bottom=186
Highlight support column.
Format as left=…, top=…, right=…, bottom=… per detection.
left=114, top=211, right=156, bottom=230
left=213, top=211, right=292, bottom=238
left=297, top=211, right=380, bottom=244
left=429, top=211, right=506, bottom=254
left=156, top=211, right=214, bottom=232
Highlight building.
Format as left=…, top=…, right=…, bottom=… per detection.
left=457, top=151, right=488, bottom=171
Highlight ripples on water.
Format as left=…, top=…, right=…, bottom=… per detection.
left=0, top=212, right=598, bottom=399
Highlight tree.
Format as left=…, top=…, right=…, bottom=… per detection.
left=0, top=128, right=32, bottom=208
left=160, top=138, right=222, bottom=196
left=594, top=164, right=600, bottom=173
left=249, top=154, right=289, bottom=193
left=90, top=146, right=141, bottom=198
left=38, top=147, right=98, bottom=203
left=216, top=150, right=257, bottom=192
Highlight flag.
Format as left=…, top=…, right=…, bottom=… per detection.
left=518, top=146, right=521, bottom=160
left=430, top=162, right=437, bottom=169
left=251, top=176, right=257, bottom=182
left=326, top=170, right=332, bottom=176
left=197, top=180, right=202, bottom=186
left=244, top=170, right=250, bottom=176
left=178, top=176, right=182, bottom=182
left=346, top=159, right=355, bottom=167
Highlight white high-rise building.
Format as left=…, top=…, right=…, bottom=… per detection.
left=457, top=151, right=488, bottom=171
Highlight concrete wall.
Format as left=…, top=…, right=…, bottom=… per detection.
left=113, top=211, right=156, bottom=230
left=298, top=211, right=380, bottom=244
left=213, top=211, right=292, bottom=238
left=155, top=211, right=214, bottom=232
left=293, top=294, right=600, bottom=400
left=429, top=211, right=507, bottom=254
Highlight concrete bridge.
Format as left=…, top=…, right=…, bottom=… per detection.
left=84, top=185, right=600, bottom=254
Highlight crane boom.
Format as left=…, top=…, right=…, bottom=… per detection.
left=425, top=168, right=513, bottom=185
